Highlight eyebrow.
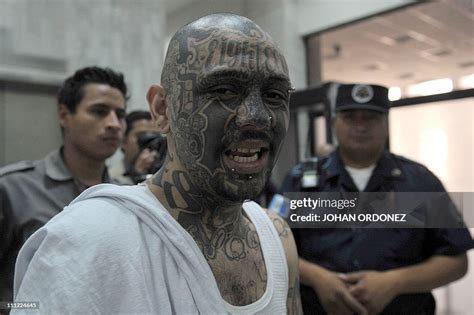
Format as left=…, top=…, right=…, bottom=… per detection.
left=90, top=103, right=126, bottom=114
left=263, top=76, right=293, bottom=89
left=199, top=69, right=292, bottom=89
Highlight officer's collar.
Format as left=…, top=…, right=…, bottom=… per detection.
left=324, top=149, right=404, bottom=180
left=45, top=147, right=113, bottom=183
left=44, top=147, right=74, bottom=181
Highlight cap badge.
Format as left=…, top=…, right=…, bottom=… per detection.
left=352, top=85, right=374, bottom=103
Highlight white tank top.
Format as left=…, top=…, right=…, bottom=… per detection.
left=223, top=201, right=289, bottom=314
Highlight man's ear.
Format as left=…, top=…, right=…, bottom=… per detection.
left=147, top=84, right=170, bottom=134
left=58, top=104, right=71, bottom=129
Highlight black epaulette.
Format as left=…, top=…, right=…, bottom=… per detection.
left=0, top=160, right=36, bottom=177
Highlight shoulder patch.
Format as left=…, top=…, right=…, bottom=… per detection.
left=0, top=160, right=36, bottom=177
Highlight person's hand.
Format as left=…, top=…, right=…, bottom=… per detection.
left=133, top=149, right=157, bottom=174
left=339, top=271, right=399, bottom=315
left=311, top=267, right=367, bottom=315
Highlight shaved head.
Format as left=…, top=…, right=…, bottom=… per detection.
left=161, top=13, right=288, bottom=109
left=154, top=13, right=291, bottom=207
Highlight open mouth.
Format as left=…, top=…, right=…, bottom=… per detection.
left=223, top=140, right=270, bottom=175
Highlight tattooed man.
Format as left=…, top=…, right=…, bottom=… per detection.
left=12, top=14, right=302, bottom=314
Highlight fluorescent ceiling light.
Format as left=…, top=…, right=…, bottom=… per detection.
left=389, top=86, right=401, bottom=101
left=408, top=78, right=453, bottom=97
left=458, top=74, right=474, bottom=89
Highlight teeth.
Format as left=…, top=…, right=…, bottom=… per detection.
left=234, top=147, right=262, bottom=153
left=227, top=146, right=264, bottom=164
left=231, top=153, right=258, bottom=163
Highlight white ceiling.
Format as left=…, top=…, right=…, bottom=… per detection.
left=319, top=0, right=474, bottom=95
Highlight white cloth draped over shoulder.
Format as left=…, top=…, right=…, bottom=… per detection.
left=13, top=184, right=288, bottom=314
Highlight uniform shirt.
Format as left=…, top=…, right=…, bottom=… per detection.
left=282, top=149, right=474, bottom=315
left=0, top=148, right=114, bottom=303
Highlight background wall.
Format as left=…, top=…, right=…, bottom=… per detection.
left=0, top=0, right=166, bottom=111
left=0, top=82, right=60, bottom=164
left=390, top=99, right=474, bottom=315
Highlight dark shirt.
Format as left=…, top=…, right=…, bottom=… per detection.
left=282, top=150, right=474, bottom=315
left=0, top=149, right=115, bottom=303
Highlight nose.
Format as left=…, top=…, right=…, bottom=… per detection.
left=354, top=120, right=367, bottom=131
left=235, top=91, right=271, bottom=130
left=350, top=115, right=370, bottom=132
left=106, top=111, right=123, bottom=132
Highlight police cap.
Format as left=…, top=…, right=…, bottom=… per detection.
left=335, top=84, right=390, bottom=113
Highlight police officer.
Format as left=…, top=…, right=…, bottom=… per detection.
left=282, top=84, right=473, bottom=314
left=0, top=66, right=127, bottom=303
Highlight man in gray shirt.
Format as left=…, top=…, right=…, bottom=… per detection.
left=0, top=66, right=128, bottom=304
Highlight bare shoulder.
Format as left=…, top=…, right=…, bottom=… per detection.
left=263, top=208, right=291, bottom=240
left=263, top=208, right=302, bottom=314
left=262, top=208, right=297, bottom=266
